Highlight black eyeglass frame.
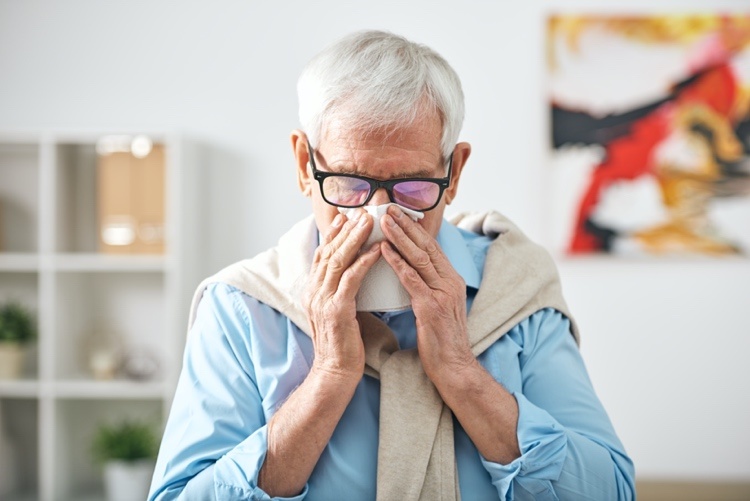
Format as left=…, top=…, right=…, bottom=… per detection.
left=307, top=144, right=453, bottom=212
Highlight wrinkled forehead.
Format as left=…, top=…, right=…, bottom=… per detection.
left=318, top=97, right=443, bottom=144
left=320, top=113, right=443, bottom=155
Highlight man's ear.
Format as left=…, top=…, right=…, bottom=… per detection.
left=291, top=130, right=312, bottom=197
left=444, top=142, right=471, bottom=205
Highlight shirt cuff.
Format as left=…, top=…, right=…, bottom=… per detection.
left=214, top=424, right=309, bottom=501
left=480, top=392, right=567, bottom=500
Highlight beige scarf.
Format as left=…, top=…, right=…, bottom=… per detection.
left=188, top=211, right=577, bottom=500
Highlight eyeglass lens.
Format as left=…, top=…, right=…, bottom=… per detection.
left=322, top=177, right=371, bottom=206
left=392, top=181, right=440, bottom=210
left=321, top=176, right=440, bottom=210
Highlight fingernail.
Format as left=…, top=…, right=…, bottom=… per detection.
left=350, top=211, right=361, bottom=222
left=392, top=208, right=403, bottom=218
left=332, top=214, right=343, bottom=227
left=358, top=214, right=368, bottom=227
left=385, top=214, right=396, bottom=227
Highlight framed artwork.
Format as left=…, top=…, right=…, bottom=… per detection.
left=547, top=15, right=750, bottom=256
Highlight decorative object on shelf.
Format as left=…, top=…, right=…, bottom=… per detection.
left=121, top=347, right=159, bottom=381
left=92, top=419, right=159, bottom=501
left=0, top=299, right=37, bottom=379
left=97, top=135, right=166, bottom=255
left=84, top=331, right=123, bottom=381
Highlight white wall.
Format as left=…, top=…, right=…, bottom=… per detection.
left=1, top=0, right=748, bottom=481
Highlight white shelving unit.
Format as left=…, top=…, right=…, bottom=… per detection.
left=0, top=131, right=204, bottom=501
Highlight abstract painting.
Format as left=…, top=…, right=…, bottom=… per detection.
left=547, top=15, right=750, bottom=256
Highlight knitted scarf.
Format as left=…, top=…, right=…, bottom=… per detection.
left=188, top=211, right=577, bottom=500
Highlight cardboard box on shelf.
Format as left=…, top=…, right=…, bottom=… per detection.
left=97, top=143, right=165, bottom=254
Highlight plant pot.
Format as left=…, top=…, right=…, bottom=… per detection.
left=0, top=343, right=24, bottom=379
left=103, top=459, right=155, bottom=501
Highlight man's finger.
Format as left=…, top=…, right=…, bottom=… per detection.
left=381, top=213, right=443, bottom=286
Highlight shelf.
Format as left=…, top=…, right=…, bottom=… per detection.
left=1, top=380, right=166, bottom=399
left=0, top=253, right=39, bottom=271
left=0, top=253, right=169, bottom=272
left=0, top=130, right=203, bottom=501
left=53, top=271, right=165, bottom=380
left=52, top=379, right=166, bottom=399
left=54, top=399, right=162, bottom=500
left=53, top=142, right=98, bottom=253
left=51, top=253, right=167, bottom=272
left=0, top=273, right=39, bottom=381
left=0, top=398, right=38, bottom=498
left=0, top=380, right=39, bottom=398
left=0, top=142, right=39, bottom=253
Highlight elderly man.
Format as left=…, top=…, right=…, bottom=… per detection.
left=149, top=30, right=634, bottom=500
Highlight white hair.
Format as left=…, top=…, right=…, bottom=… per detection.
left=297, top=30, right=465, bottom=160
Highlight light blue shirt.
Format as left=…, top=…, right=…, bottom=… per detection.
left=149, top=220, right=635, bottom=500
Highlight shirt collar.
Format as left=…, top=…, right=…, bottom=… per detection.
left=436, top=219, right=482, bottom=291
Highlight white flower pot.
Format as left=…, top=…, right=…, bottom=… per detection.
left=0, top=343, right=24, bottom=379
left=103, top=459, right=155, bottom=501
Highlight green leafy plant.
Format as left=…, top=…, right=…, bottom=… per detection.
left=92, top=420, right=159, bottom=463
left=0, top=300, right=37, bottom=344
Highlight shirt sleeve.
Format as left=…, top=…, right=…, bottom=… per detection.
left=479, top=309, right=635, bottom=500
left=148, top=283, right=308, bottom=501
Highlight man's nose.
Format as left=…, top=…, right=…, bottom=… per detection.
left=368, top=187, right=391, bottom=206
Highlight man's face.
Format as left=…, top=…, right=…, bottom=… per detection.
left=297, top=110, right=463, bottom=239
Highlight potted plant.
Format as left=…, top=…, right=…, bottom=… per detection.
left=0, top=299, right=37, bottom=379
left=92, top=419, right=159, bottom=501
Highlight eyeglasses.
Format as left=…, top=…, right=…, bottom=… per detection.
left=307, top=145, right=452, bottom=211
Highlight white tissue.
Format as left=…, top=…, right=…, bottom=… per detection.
left=339, top=203, right=424, bottom=312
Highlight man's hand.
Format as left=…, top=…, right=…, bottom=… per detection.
left=379, top=206, right=475, bottom=385
left=305, top=210, right=381, bottom=379
left=379, top=206, right=521, bottom=464
left=260, top=210, right=381, bottom=497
